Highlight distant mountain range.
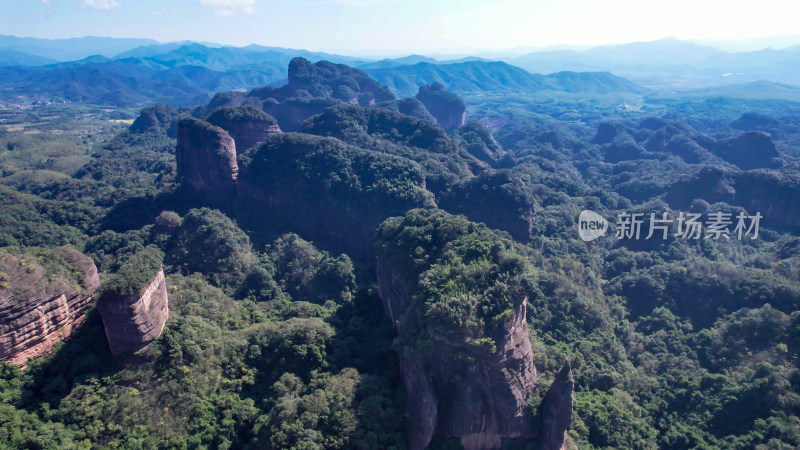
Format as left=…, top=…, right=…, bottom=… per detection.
left=0, top=40, right=651, bottom=107
left=365, top=60, right=648, bottom=97
left=505, top=38, right=800, bottom=87
left=0, top=35, right=798, bottom=108
left=0, top=35, right=159, bottom=62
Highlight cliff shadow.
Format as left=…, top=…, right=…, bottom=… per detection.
left=100, top=186, right=211, bottom=233
left=20, top=308, right=122, bottom=409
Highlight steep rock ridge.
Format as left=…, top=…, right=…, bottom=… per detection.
left=0, top=247, right=99, bottom=367
left=240, top=57, right=396, bottom=131
left=416, top=82, right=466, bottom=132
left=374, top=209, right=573, bottom=450
left=541, top=362, right=575, bottom=450
left=176, top=117, right=238, bottom=202
left=97, top=248, right=169, bottom=356
left=206, top=106, right=281, bottom=151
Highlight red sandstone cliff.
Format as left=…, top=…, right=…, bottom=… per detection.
left=0, top=247, right=99, bottom=367
left=176, top=117, right=239, bottom=202
left=376, top=254, right=573, bottom=450
left=98, top=269, right=169, bottom=356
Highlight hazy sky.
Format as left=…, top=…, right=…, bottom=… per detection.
left=2, top=0, right=799, bottom=54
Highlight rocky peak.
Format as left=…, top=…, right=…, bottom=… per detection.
left=377, top=97, right=437, bottom=122
left=206, top=106, right=281, bottom=151
left=416, top=82, right=466, bottom=132
left=541, top=361, right=575, bottom=450
left=591, top=122, right=629, bottom=145
left=97, top=248, right=169, bottom=356
left=276, top=57, right=394, bottom=104
left=176, top=117, right=238, bottom=202
left=375, top=209, right=573, bottom=449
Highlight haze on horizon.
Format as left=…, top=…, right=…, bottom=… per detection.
left=1, top=0, right=799, bottom=56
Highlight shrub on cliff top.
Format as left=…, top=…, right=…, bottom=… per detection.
left=98, top=245, right=164, bottom=297
left=375, top=208, right=537, bottom=349
left=206, top=106, right=277, bottom=126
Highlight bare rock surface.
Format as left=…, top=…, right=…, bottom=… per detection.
left=0, top=247, right=99, bottom=367
left=98, top=269, right=169, bottom=356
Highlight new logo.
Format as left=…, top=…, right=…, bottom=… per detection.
left=578, top=210, right=608, bottom=242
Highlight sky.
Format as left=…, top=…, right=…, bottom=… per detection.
left=2, top=0, right=800, bottom=55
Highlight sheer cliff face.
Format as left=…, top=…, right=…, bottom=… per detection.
left=211, top=120, right=280, bottom=152
left=206, top=106, right=282, bottom=152
left=377, top=257, right=537, bottom=450
left=98, top=269, right=169, bottom=356
left=0, top=247, right=99, bottom=367
left=375, top=210, right=573, bottom=450
left=176, top=117, right=238, bottom=202
left=416, top=82, right=467, bottom=132
left=541, top=362, right=575, bottom=450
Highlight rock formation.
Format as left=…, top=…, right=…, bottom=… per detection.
left=712, top=131, right=782, bottom=169
left=176, top=117, right=238, bottom=201
left=438, top=171, right=535, bottom=243
left=0, top=247, right=99, bottom=367
left=130, top=103, right=181, bottom=137
left=591, top=122, right=630, bottom=145
left=665, top=166, right=800, bottom=232
left=644, top=128, right=713, bottom=164
left=541, top=362, right=575, bottom=450
left=416, top=82, right=466, bottom=132
left=455, top=120, right=506, bottom=167
left=98, top=268, right=169, bottom=356
left=375, top=209, right=573, bottom=450
left=378, top=261, right=539, bottom=449
left=206, top=106, right=281, bottom=151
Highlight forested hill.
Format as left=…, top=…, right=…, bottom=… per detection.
left=364, top=60, right=649, bottom=97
